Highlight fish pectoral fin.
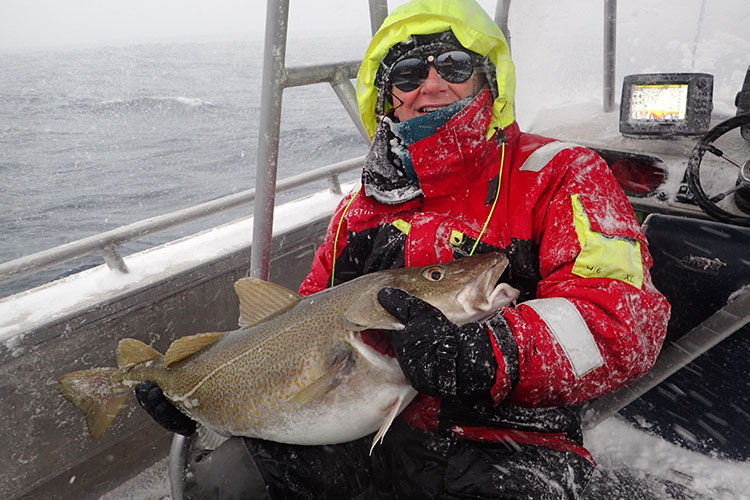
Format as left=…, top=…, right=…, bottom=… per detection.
left=117, top=338, right=162, bottom=370
left=369, top=393, right=407, bottom=455
left=234, top=278, right=302, bottom=328
left=196, top=424, right=229, bottom=451
left=288, top=344, right=354, bottom=405
left=164, top=332, right=227, bottom=367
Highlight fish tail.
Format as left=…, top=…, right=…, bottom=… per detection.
left=57, top=367, right=130, bottom=439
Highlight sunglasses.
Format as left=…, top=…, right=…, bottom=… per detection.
left=389, top=50, right=476, bottom=92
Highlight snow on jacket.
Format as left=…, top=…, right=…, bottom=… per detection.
left=299, top=87, right=670, bottom=458
left=300, top=0, right=670, bottom=459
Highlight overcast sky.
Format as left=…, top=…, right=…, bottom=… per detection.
left=0, top=0, right=498, bottom=50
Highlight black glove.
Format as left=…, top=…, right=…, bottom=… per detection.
left=377, top=287, right=498, bottom=401
left=134, top=380, right=196, bottom=436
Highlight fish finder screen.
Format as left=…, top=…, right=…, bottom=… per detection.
left=628, top=83, right=688, bottom=121
left=620, top=73, right=712, bottom=136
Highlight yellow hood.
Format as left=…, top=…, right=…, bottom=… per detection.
left=356, top=0, right=515, bottom=140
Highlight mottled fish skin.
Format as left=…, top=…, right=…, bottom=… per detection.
left=59, top=252, right=518, bottom=447
left=116, top=272, right=403, bottom=442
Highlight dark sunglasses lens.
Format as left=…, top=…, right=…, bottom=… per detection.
left=435, top=50, right=475, bottom=83
left=390, top=57, right=428, bottom=92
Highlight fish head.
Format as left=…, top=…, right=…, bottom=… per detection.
left=386, top=252, right=520, bottom=325
left=342, top=253, right=519, bottom=330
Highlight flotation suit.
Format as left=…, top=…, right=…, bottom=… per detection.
left=301, top=0, right=668, bottom=474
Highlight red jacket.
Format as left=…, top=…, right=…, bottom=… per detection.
left=299, top=88, right=670, bottom=459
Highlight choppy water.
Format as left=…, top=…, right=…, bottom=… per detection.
left=0, top=38, right=369, bottom=297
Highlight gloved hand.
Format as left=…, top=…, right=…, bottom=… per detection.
left=134, top=380, right=196, bottom=436
left=377, top=287, right=498, bottom=401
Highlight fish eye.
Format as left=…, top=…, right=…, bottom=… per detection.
left=422, top=266, right=444, bottom=281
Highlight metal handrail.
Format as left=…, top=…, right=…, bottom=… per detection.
left=284, top=61, right=361, bottom=88
left=0, top=156, right=364, bottom=284
left=582, top=288, right=750, bottom=429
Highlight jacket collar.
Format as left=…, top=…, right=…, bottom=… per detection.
left=362, top=87, right=516, bottom=205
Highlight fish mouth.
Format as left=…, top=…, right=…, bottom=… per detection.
left=455, top=257, right=520, bottom=323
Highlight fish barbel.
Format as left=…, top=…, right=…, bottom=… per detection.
left=58, top=253, right=519, bottom=450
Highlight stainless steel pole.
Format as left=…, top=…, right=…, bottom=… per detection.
left=251, top=0, right=289, bottom=280
left=169, top=434, right=189, bottom=500
left=603, top=0, right=617, bottom=112
left=495, top=0, right=512, bottom=51
left=368, top=0, right=388, bottom=36
left=330, top=76, right=371, bottom=142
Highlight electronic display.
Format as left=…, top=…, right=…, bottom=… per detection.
left=620, top=73, right=713, bottom=137
left=629, top=84, right=688, bottom=121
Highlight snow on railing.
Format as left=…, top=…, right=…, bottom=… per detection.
left=0, top=156, right=363, bottom=284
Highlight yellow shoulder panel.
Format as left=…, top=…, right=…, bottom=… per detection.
left=570, top=194, right=644, bottom=288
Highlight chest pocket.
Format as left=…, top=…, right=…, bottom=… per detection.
left=449, top=230, right=501, bottom=259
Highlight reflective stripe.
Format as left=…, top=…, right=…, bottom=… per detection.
left=519, top=142, right=580, bottom=172
left=524, top=297, right=604, bottom=378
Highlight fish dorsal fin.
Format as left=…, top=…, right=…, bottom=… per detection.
left=117, top=338, right=162, bottom=370
left=164, top=332, right=226, bottom=367
left=234, top=277, right=302, bottom=328
left=288, top=343, right=353, bottom=404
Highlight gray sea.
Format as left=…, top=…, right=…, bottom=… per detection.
left=0, top=38, right=369, bottom=297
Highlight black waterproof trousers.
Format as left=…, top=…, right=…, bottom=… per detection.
left=245, top=419, right=595, bottom=500
left=184, top=420, right=711, bottom=499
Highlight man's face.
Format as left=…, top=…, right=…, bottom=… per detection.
left=391, top=66, right=478, bottom=122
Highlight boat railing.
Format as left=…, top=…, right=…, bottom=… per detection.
left=0, top=0, right=390, bottom=291
left=0, top=156, right=363, bottom=285
left=0, top=0, right=616, bottom=291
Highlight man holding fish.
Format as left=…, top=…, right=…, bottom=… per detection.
left=135, top=0, right=670, bottom=497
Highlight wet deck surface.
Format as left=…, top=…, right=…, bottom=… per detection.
left=98, top=458, right=170, bottom=500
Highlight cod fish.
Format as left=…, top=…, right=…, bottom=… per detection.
left=58, top=252, right=519, bottom=451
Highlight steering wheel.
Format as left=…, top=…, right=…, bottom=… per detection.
left=686, top=113, right=750, bottom=227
